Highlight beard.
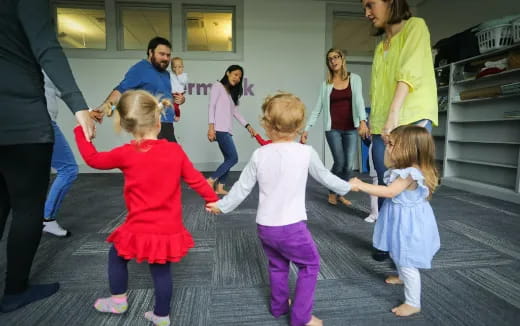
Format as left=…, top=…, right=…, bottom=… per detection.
left=150, top=55, right=169, bottom=71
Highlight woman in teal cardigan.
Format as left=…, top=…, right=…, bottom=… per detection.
left=301, top=48, right=369, bottom=205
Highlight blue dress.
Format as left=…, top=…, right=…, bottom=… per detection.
left=373, top=167, right=440, bottom=269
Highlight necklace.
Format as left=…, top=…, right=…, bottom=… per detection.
left=383, top=37, right=391, bottom=51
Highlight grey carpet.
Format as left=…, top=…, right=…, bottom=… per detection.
left=1, top=172, right=519, bottom=325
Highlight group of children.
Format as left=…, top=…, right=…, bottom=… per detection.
left=74, top=76, right=440, bottom=325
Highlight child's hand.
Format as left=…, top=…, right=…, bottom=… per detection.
left=206, top=202, right=222, bottom=214
left=174, top=116, right=180, bottom=122
left=348, top=177, right=362, bottom=192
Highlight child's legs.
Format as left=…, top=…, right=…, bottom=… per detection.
left=258, top=236, right=291, bottom=317
left=108, top=245, right=129, bottom=295
left=149, top=262, right=172, bottom=317
left=290, top=239, right=320, bottom=326
left=397, top=265, right=421, bottom=308
left=261, top=222, right=320, bottom=326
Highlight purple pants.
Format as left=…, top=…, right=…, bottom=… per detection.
left=257, top=221, right=320, bottom=326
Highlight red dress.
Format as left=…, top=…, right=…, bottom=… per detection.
left=74, top=126, right=219, bottom=264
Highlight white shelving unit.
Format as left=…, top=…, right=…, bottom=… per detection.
left=433, top=64, right=450, bottom=175
left=442, top=43, right=520, bottom=204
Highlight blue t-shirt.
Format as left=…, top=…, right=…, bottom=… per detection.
left=115, top=60, right=174, bottom=122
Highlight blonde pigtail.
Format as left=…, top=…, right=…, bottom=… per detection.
left=112, top=108, right=123, bottom=134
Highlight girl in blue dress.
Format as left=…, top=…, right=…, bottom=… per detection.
left=349, top=125, right=440, bottom=317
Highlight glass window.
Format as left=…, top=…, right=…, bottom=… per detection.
left=56, top=6, right=106, bottom=49
left=119, top=4, right=171, bottom=50
left=184, top=8, right=234, bottom=52
left=333, top=13, right=376, bottom=56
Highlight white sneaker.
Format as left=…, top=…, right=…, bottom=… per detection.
left=364, top=214, right=378, bottom=223
left=43, top=220, right=71, bottom=237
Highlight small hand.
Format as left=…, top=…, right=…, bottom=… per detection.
left=348, top=177, right=362, bottom=192
left=300, top=131, right=308, bottom=144
left=75, top=110, right=96, bottom=141
left=89, top=110, right=104, bottom=123
left=206, top=202, right=222, bottom=214
left=247, top=125, right=256, bottom=137
left=174, top=116, right=180, bottom=122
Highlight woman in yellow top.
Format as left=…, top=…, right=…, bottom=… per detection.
left=361, top=0, right=438, bottom=260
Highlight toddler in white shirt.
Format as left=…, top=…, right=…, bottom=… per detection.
left=206, top=93, right=351, bottom=326
left=170, top=57, right=188, bottom=121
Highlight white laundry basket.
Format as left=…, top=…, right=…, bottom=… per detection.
left=513, top=18, right=520, bottom=43
left=476, top=24, right=513, bottom=53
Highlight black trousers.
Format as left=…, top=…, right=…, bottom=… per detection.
left=0, top=143, right=53, bottom=294
left=158, top=122, right=177, bottom=143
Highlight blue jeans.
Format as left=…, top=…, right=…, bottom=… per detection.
left=211, top=131, right=238, bottom=185
left=325, top=129, right=358, bottom=194
left=371, top=120, right=432, bottom=208
left=44, top=121, right=78, bottom=219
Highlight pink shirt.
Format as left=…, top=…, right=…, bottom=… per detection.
left=208, top=82, right=248, bottom=134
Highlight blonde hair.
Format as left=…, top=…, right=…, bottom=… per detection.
left=326, top=48, right=348, bottom=84
left=261, top=92, right=306, bottom=138
left=171, top=57, right=183, bottom=64
left=386, top=125, right=439, bottom=198
left=113, top=90, right=170, bottom=138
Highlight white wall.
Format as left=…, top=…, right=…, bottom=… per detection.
left=56, top=0, right=329, bottom=173
left=417, top=0, right=520, bottom=44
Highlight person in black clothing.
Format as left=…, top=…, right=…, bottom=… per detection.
left=0, top=0, right=95, bottom=313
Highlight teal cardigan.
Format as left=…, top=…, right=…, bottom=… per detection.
left=305, top=73, right=367, bottom=132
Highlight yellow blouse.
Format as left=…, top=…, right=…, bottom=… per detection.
left=369, top=17, right=438, bottom=134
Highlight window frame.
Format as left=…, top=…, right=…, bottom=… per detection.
left=116, top=2, right=172, bottom=51
left=182, top=5, right=235, bottom=53
left=51, top=0, right=243, bottom=61
left=52, top=0, right=108, bottom=51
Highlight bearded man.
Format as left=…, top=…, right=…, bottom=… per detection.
left=95, top=37, right=184, bottom=142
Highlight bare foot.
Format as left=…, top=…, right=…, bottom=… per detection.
left=328, top=193, right=337, bottom=205
left=305, top=315, right=323, bottom=326
left=391, top=303, right=421, bottom=316
left=385, top=275, right=404, bottom=285
left=338, top=196, right=352, bottom=206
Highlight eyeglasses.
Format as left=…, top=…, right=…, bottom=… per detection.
left=327, top=55, right=342, bottom=63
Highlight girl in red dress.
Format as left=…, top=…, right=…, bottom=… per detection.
left=74, top=90, right=218, bottom=326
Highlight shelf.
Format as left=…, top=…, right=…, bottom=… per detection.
left=451, top=93, right=520, bottom=104
left=447, top=158, right=517, bottom=169
left=435, top=64, right=450, bottom=71
left=452, top=43, right=520, bottom=66
left=449, top=139, right=520, bottom=145
left=441, top=177, right=520, bottom=204
left=453, top=68, right=520, bottom=86
left=437, top=85, right=449, bottom=92
left=450, top=118, right=520, bottom=123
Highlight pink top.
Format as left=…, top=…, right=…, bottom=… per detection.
left=208, top=82, right=248, bottom=134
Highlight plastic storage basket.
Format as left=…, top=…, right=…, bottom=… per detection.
left=476, top=24, right=513, bottom=53
left=513, top=18, right=520, bottom=43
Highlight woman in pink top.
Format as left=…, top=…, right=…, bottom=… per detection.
left=207, top=65, right=256, bottom=194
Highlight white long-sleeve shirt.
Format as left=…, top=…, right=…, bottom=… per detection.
left=170, top=72, right=188, bottom=94
left=217, top=142, right=351, bottom=226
